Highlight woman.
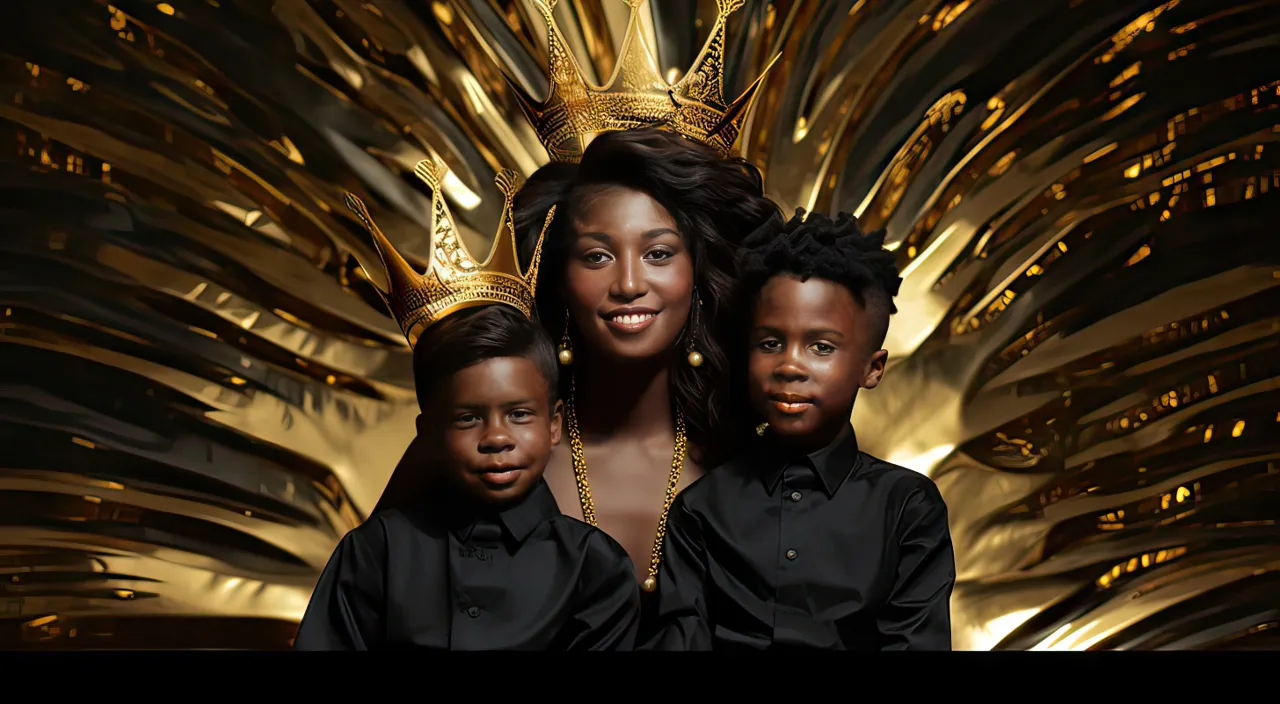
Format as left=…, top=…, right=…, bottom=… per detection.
left=511, top=128, right=778, bottom=592
left=376, top=127, right=777, bottom=614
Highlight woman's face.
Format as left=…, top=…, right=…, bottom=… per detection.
left=562, top=186, right=695, bottom=364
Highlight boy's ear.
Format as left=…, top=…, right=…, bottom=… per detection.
left=414, top=412, right=429, bottom=436
left=549, top=399, right=564, bottom=446
left=862, top=349, right=889, bottom=389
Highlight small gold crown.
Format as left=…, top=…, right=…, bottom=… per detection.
left=344, top=157, right=556, bottom=348
left=508, top=0, right=780, bottom=163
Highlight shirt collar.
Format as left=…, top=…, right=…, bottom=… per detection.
left=760, top=425, right=860, bottom=497
left=433, top=479, right=561, bottom=545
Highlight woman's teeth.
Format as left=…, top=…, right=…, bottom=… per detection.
left=613, top=313, right=655, bottom=324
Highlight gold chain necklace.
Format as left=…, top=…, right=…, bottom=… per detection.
left=565, top=374, right=686, bottom=593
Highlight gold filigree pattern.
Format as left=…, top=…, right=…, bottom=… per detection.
left=345, top=158, right=553, bottom=348
left=508, top=0, right=777, bottom=162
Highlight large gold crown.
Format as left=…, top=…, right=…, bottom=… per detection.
left=344, top=158, right=556, bottom=348
left=509, top=0, right=779, bottom=163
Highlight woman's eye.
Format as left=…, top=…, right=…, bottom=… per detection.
left=645, top=248, right=674, bottom=261
left=583, top=251, right=611, bottom=264
left=757, top=339, right=781, bottom=351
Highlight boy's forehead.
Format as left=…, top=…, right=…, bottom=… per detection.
left=437, top=356, right=551, bottom=404
left=757, top=274, right=861, bottom=315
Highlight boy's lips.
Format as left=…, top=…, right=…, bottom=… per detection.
left=473, top=464, right=527, bottom=487
left=769, top=392, right=814, bottom=415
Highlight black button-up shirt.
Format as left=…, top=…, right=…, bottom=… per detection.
left=293, top=479, right=640, bottom=650
left=646, top=427, right=955, bottom=651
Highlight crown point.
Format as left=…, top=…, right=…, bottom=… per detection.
left=343, top=192, right=375, bottom=229
left=716, top=0, right=746, bottom=15
left=494, top=169, right=523, bottom=200
left=413, top=156, right=447, bottom=192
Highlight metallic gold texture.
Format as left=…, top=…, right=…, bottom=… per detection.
left=343, top=158, right=551, bottom=348
left=0, top=0, right=1276, bottom=650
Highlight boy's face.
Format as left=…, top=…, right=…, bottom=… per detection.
left=747, top=274, right=888, bottom=449
left=418, top=357, right=562, bottom=507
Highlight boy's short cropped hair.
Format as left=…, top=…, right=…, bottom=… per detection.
left=411, top=305, right=559, bottom=412
left=737, top=208, right=903, bottom=351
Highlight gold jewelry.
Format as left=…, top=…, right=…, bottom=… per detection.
left=557, top=310, right=574, bottom=366
left=686, top=291, right=703, bottom=367
left=508, top=0, right=781, bottom=163
left=343, top=157, right=556, bottom=348
left=756, top=422, right=769, bottom=436
left=565, top=374, right=685, bottom=593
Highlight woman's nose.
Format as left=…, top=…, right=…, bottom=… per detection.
left=611, top=253, right=648, bottom=300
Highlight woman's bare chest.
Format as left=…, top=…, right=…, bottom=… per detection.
left=544, top=440, right=703, bottom=579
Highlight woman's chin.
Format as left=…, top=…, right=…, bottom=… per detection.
left=585, top=332, right=680, bottom=364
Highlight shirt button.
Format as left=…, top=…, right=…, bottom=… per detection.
left=785, top=549, right=798, bottom=560
left=466, top=606, right=480, bottom=618
left=789, top=491, right=802, bottom=502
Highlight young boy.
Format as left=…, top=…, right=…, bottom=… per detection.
left=647, top=209, right=955, bottom=651
left=293, top=305, right=641, bottom=650
left=294, top=168, right=640, bottom=650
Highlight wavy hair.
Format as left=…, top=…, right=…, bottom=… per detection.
left=514, top=128, right=780, bottom=465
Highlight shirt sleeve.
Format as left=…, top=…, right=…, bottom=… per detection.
left=292, top=521, right=388, bottom=651
left=878, top=480, right=956, bottom=651
left=564, top=530, right=642, bottom=651
left=642, top=496, right=713, bottom=650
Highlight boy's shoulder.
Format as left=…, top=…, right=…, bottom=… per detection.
left=855, top=452, right=946, bottom=502
left=668, top=453, right=760, bottom=514
left=545, top=513, right=633, bottom=566
left=340, top=505, right=424, bottom=550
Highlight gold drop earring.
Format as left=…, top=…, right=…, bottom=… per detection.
left=557, top=309, right=574, bottom=366
left=686, top=291, right=704, bottom=368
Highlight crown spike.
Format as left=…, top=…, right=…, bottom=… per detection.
left=526, top=205, right=556, bottom=301
left=709, top=50, right=782, bottom=141
left=414, top=157, right=492, bottom=285
left=607, top=2, right=666, bottom=94
left=344, top=193, right=418, bottom=301
left=485, top=169, right=525, bottom=277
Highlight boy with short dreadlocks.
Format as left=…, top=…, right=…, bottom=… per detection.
left=647, top=209, right=955, bottom=651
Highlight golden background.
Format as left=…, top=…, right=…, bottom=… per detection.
left=1, top=0, right=1277, bottom=649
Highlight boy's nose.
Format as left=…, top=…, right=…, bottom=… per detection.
left=773, top=359, right=808, bottom=381
left=478, top=426, right=516, bottom=453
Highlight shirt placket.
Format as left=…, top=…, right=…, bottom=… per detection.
left=772, top=463, right=814, bottom=647
left=448, top=524, right=502, bottom=649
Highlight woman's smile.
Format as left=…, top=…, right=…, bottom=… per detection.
left=603, top=307, right=661, bottom=334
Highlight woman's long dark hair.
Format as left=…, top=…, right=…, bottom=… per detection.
left=514, top=128, right=779, bottom=466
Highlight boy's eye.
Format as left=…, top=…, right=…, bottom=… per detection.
left=454, top=413, right=479, bottom=426
left=756, top=339, right=782, bottom=351
left=510, top=409, right=533, bottom=421
left=812, top=342, right=836, bottom=354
